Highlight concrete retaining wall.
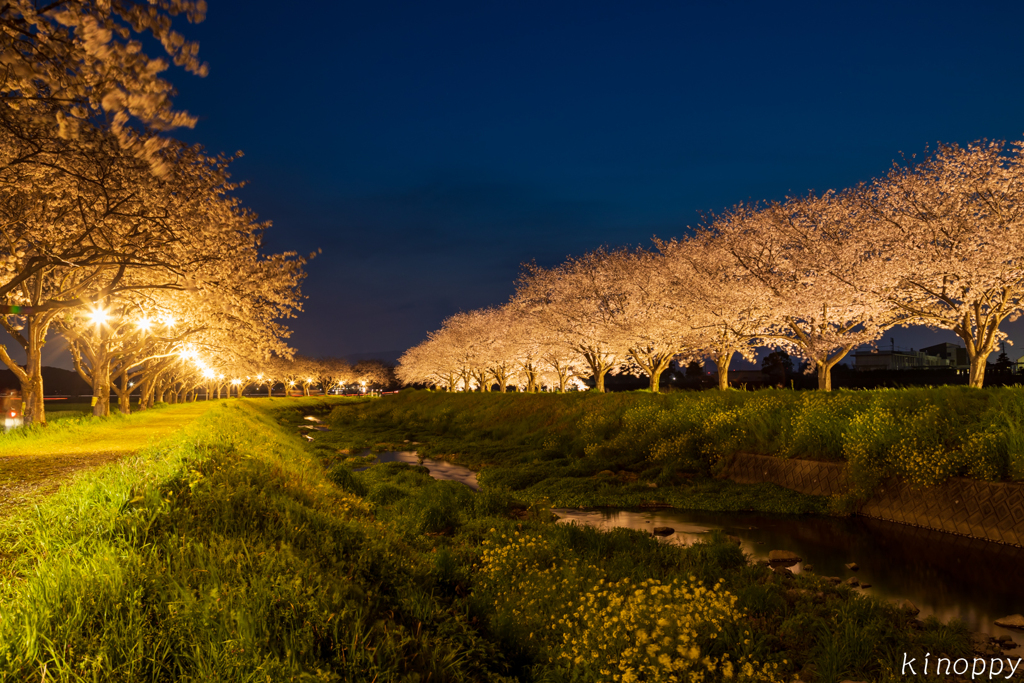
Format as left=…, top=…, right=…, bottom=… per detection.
left=721, top=452, right=1024, bottom=547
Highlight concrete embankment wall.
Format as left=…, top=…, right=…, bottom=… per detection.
left=721, top=452, right=1024, bottom=547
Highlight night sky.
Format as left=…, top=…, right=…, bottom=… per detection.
left=38, top=1, right=1024, bottom=366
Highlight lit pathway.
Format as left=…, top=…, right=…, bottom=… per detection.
left=0, top=402, right=215, bottom=514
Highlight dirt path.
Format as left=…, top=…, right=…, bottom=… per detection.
left=0, top=402, right=214, bottom=514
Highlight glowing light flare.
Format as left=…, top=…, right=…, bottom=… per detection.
left=86, top=307, right=109, bottom=326
left=231, top=378, right=241, bottom=385
left=202, top=369, right=216, bottom=380
left=136, top=318, right=152, bottom=333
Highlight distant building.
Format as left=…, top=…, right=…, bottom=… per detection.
left=852, top=346, right=956, bottom=371
left=920, top=342, right=969, bottom=368
left=1014, top=355, right=1024, bottom=374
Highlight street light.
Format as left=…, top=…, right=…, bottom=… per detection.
left=87, top=307, right=109, bottom=326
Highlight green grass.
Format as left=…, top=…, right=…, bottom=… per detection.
left=0, top=397, right=511, bottom=682
left=0, top=396, right=975, bottom=682
left=0, top=401, right=212, bottom=458
left=0, top=402, right=222, bottom=516
left=322, top=389, right=1024, bottom=500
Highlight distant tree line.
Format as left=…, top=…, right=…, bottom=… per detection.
left=399, top=140, right=1024, bottom=392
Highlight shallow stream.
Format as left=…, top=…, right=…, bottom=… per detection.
left=370, top=451, right=1024, bottom=646
left=367, top=450, right=479, bottom=490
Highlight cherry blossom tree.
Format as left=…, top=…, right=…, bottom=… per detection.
left=397, top=330, right=463, bottom=391
left=656, top=233, right=771, bottom=390
left=514, top=252, right=629, bottom=392
left=863, top=140, right=1024, bottom=388
left=1, top=0, right=209, bottom=175
left=595, top=248, right=699, bottom=392
left=354, top=359, right=394, bottom=390
left=715, top=193, right=903, bottom=391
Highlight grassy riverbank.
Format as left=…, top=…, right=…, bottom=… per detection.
left=0, top=397, right=978, bottom=681
left=324, top=388, right=1024, bottom=503
left=0, top=402, right=215, bottom=515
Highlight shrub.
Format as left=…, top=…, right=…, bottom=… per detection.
left=415, top=480, right=474, bottom=533
left=327, top=464, right=368, bottom=496
left=366, top=482, right=408, bottom=506
left=473, top=486, right=518, bottom=517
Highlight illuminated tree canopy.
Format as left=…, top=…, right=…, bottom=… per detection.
left=399, top=140, right=1024, bottom=392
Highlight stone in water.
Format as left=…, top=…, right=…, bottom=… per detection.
left=768, top=550, right=801, bottom=566
left=995, top=614, right=1024, bottom=630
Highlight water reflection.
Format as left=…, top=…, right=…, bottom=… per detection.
left=354, top=452, right=1023, bottom=647
left=369, top=451, right=479, bottom=490
left=554, top=508, right=1024, bottom=647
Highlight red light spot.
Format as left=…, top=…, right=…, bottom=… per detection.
left=9, top=411, right=15, bottom=418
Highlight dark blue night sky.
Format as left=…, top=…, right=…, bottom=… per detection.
left=154, top=1, right=1024, bottom=363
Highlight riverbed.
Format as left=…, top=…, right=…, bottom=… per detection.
left=553, top=507, right=1024, bottom=646
left=369, top=451, right=1024, bottom=647
left=367, top=450, right=480, bottom=489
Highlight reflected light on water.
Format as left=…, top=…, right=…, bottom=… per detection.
left=553, top=507, right=1024, bottom=648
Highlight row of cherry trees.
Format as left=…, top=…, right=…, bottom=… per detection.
left=0, top=1, right=310, bottom=422
left=399, top=140, right=1024, bottom=392
left=212, top=356, right=394, bottom=400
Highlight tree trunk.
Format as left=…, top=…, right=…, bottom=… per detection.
left=817, top=362, right=833, bottom=392
left=92, top=357, right=111, bottom=417
left=117, top=373, right=131, bottom=414
left=267, top=384, right=273, bottom=398
left=815, top=345, right=854, bottom=392
left=25, top=347, right=45, bottom=425
left=524, top=366, right=538, bottom=393
left=494, top=369, right=508, bottom=393
left=139, top=376, right=153, bottom=411
left=713, top=349, right=735, bottom=391
left=23, top=323, right=46, bottom=424
left=582, top=351, right=612, bottom=392
left=649, top=360, right=670, bottom=393
left=968, top=354, right=987, bottom=389
left=6, top=316, right=51, bottom=425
